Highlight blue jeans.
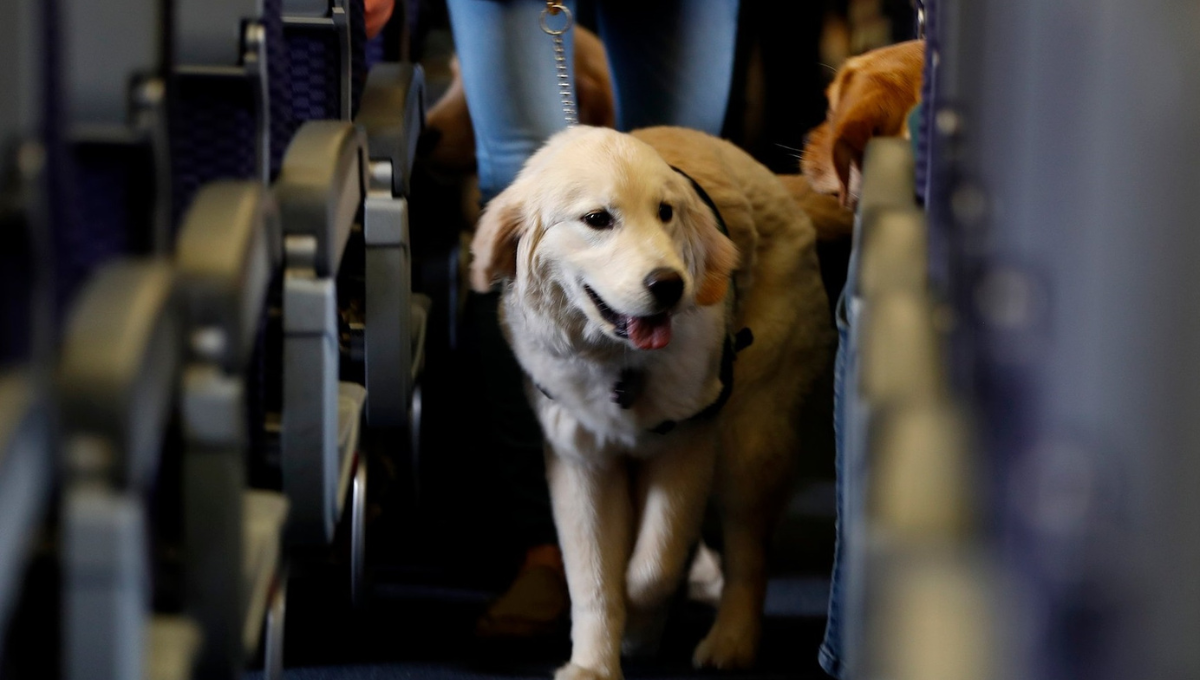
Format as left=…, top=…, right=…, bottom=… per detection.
left=821, top=218, right=866, bottom=679
left=445, top=0, right=739, bottom=202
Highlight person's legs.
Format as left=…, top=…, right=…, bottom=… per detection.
left=820, top=292, right=851, bottom=679
left=822, top=218, right=865, bottom=677
left=445, top=0, right=578, bottom=640
left=595, top=0, right=739, bottom=134
left=466, top=289, right=570, bottom=641
left=445, top=0, right=578, bottom=203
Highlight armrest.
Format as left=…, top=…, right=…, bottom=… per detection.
left=275, top=121, right=367, bottom=276
left=176, top=181, right=282, bottom=373
left=58, top=260, right=182, bottom=489
left=357, top=62, right=425, bottom=196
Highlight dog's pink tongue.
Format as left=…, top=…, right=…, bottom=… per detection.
left=628, top=314, right=672, bottom=350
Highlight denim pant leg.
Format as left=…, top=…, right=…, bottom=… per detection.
left=594, top=0, right=739, bottom=135
left=821, top=289, right=852, bottom=679
left=822, top=211, right=870, bottom=677
left=447, top=0, right=740, bottom=197
left=841, top=295, right=868, bottom=676
left=445, top=0, right=578, bottom=203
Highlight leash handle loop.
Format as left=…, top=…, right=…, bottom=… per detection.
left=540, top=1, right=578, bottom=126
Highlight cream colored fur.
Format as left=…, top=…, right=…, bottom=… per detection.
left=470, top=126, right=833, bottom=680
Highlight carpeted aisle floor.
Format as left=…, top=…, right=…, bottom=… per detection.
left=247, top=574, right=832, bottom=680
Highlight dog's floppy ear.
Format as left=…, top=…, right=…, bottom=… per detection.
left=822, top=39, right=926, bottom=206
left=470, top=195, right=527, bottom=292
left=831, top=115, right=874, bottom=208
left=692, top=207, right=740, bottom=307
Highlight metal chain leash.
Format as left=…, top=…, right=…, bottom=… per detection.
left=540, top=1, right=578, bottom=126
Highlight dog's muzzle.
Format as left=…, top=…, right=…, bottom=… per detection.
left=583, top=284, right=672, bottom=350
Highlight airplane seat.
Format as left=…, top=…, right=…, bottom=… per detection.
left=172, top=0, right=294, bottom=216
left=175, top=181, right=290, bottom=680
left=169, top=3, right=302, bottom=677
left=54, top=0, right=212, bottom=677
left=273, top=0, right=432, bottom=612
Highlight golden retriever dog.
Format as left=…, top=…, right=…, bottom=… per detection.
left=802, top=39, right=925, bottom=208
left=470, top=125, right=834, bottom=679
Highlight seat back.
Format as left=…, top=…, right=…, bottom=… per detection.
left=282, top=0, right=368, bottom=133
left=56, top=3, right=203, bottom=678
left=59, top=0, right=170, bottom=310
left=939, top=1, right=1200, bottom=678
left=172, top=0, right=293, bottom=220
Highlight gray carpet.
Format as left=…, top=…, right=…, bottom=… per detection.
left=247, top=576, right=831, bottom=680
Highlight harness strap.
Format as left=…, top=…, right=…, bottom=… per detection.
left=670, top=165, right=730, bottom=238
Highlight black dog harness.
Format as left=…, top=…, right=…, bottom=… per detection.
left=533, top=167, right=754, bottom=434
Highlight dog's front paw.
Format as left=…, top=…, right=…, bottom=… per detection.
left=554, top=662, right=621, bottom=680
left=692, top=626, right=758, bottom=670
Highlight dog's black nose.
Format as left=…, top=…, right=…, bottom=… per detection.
left=645, top=268, right=684, bottom=309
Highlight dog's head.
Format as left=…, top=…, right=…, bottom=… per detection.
left=470, top=126, right=739, bottom=351
left=802, top=39, right=925, bottom=208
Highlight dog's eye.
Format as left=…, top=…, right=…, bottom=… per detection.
left=658, top=202, right=673, bottom=222
left=582, top=210, right=614, bottom=229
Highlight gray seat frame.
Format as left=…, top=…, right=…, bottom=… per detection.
left=58, top=261, right=184, bottom=680
left=356, top=63, right=426, bottom=427
left=276, top=120, right=368, bottom=547
left=176, top=181, right=288, bottom=680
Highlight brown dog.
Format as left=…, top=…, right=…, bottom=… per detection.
left=776, top=173, right=855, bottom=242
left=801, top=39, right=925, bottom=209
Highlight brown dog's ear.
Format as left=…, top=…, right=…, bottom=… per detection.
left=470, top=197, right=526, bottom=292
left=695, top=217, right=740, bottom=307
left=822, top=39, right=926, bottom=205
left=674, top=174, right=741, bottom=307
left=832, top=117, right=873, bottom=207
